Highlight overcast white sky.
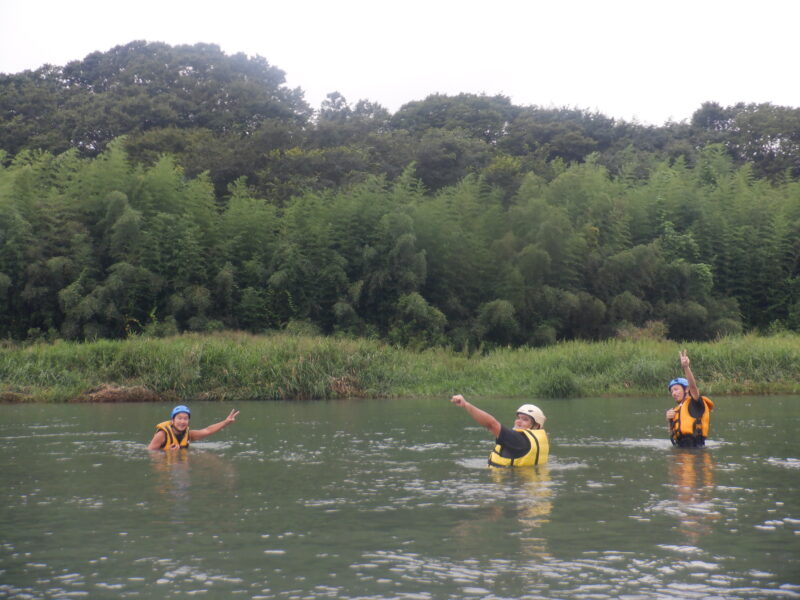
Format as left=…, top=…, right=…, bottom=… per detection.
left=1, top=0, right=798, bottom=126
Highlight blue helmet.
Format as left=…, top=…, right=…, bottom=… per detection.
left=668, top=377, right=689, bottom=390
left=171, top=405, right=191, bottom=419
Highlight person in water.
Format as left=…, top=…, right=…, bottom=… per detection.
left=665, top=350, right=714, bottom=447
left=148, top=405, right=240, bottom=450
left=450, top=394, right=549, bottom=466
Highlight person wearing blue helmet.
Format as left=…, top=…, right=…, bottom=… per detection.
left=148, top=404, right=240, bottom=450
left=665, top=350, right=714, bottom=447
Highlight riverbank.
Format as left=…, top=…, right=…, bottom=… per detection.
left=1, top=331, right=799, bottom=402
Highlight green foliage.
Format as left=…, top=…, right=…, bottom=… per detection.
left=534, top=367, right=583, bottom=399
left=1, top=138, right=798, bottom=346
left=0, top=41, right=310, bottom=157
left=615, top=320, right=668, bottom=342
left=390, top=93, right=517, bottom=144
left=411, top=128, right=492, bottom=190
left=530, top=324, right=558, bottom=347
left=1, top=44, right=799, bottom=347
left=627, top=356, right=672, bottom=388
left=476, top=300, right=519, bottom=347
left=388, top=292, right=446, bottom=349
left=3, top=332, right=797, bottom=403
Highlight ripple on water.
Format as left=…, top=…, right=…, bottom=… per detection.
left=657, top=544, right=704, bottom=555
left=766, top=457, right=800, bottom=469
left=559, top=438, right=671, bottom=450
left=337, top=546, right=800, bottom=600
left=406, top=443, right=451, bottom=452
left=302, top=464, right=545, bottom=512
left=456, top=458, right=490, bottom=470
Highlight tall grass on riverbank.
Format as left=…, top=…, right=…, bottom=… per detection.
left=1, top=332, right=799, bottom=403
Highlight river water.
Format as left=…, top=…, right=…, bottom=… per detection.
left=1, top=396, right=798, bottom=599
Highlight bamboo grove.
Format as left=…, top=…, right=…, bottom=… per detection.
left=1, top=42, right=799, bottom=348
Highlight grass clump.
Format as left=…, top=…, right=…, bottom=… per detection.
left=534, top=367, right=583, bottom=399
left=1, top=332, right=798, bottom=403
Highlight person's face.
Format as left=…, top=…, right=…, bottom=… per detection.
left=670, top=384, right=686, bottom=403
left=172, top=412, right=190, bottom=431
left=514, top=413, right=535, bottom=429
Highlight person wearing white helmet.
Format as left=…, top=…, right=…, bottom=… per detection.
left=148, top=405, right=240, bottom=450
left=665, top=350, right=714, bottom=447
left=450, top=394, right=549, bottom=466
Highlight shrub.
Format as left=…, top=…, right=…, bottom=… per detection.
left=615, top=320, right=668, bottom=342
left=535, top=367, right=582, bottom=398
left=530, top=324, right=557, bottom=347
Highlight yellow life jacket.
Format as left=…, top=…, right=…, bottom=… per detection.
left=155, top=420, right=190, bottom=449
left=489, top=429, right=549, bottom=467
left=671, top=396, right=714, bottom=442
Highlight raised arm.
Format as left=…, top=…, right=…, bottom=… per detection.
left=679, top=350, right=700, bottom=400
left=450, top=395, right=501, bottom=438
left=189, top=409, right=240, bottom=442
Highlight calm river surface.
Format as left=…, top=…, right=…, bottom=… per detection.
left=1, top=396, right=799, bottom=599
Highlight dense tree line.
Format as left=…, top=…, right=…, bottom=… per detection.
left=1, top=41, right=799, bottom=346
left=1, top=141, right=798, bottom=346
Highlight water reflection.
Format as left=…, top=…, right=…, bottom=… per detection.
left=490, top=465, right=553, bottom=528
left=668, top=449, right=720, bottom=544
left=450, top=465, right=554, bottom=562
left=148, top=448, right=238, bottom=523
left=494, top=465, right=553, bottom=560
left=149, top=449, right=192, bottom=509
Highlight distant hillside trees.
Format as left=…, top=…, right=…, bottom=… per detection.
left=3, top=41, right=800, bottom=198
left=1, top=42, right=799, bottom=346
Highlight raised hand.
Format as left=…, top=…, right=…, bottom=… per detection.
left=450, top=394, right=466, bottom=407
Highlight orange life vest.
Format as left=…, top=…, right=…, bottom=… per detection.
left=671, top=396, right=714, bottom=444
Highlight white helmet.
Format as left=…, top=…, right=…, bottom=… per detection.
left=516, top=404, right=546, bottom=426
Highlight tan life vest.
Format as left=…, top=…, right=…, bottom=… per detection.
left=155, top=420, right=190, bottom=449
